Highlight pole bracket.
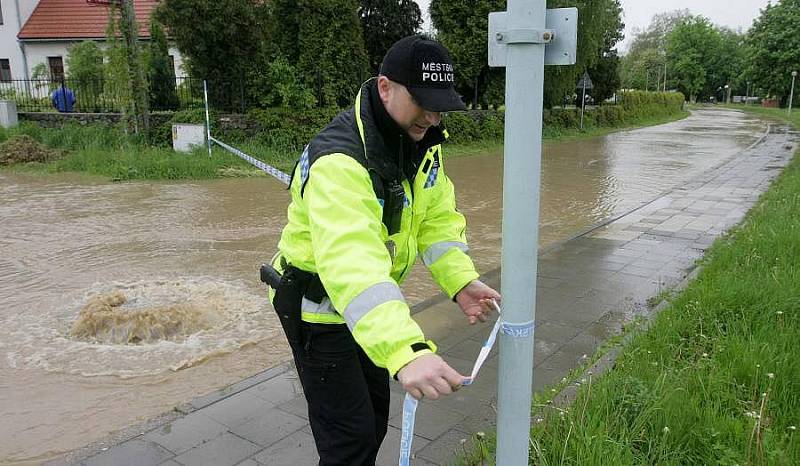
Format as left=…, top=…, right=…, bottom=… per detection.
left=495, top=29, right=555, bottom=45
left=488, top=8, right=578, bottom=67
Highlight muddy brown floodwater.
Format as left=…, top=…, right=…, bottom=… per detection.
left=0, top=108, right=765, bottom=463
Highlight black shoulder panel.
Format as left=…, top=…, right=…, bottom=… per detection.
left=300, top=108, right=368, bottom=197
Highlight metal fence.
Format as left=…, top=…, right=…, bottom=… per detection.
left=0, top=76, right=236, bottom=113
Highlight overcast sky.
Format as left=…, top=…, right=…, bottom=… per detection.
left=414, top=0, right=773, bottom=52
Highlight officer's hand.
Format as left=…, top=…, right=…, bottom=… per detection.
left=397, top=354, right=464, bottom=400
left=455, top=280, right=501, bottom=324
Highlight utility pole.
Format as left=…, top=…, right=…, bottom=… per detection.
left=488, top=2, right=576, bottom=463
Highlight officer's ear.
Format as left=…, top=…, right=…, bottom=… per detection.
left=377, top=76, right=393, bottom=106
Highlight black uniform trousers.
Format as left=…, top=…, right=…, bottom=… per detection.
left=289, top=321, right=391, bottom=466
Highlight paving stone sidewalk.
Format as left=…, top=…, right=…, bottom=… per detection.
left=66, top=125, right=797, bottom=466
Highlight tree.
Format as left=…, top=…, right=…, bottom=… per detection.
left=66, top=41, right=104, bottom=82
left=586, top=51, right=620, bottom=103
left=544, top=0, right=624, bottom=107
left=271, top=0, right=369, bottom=107
left=627, top=10, right=690, bottom=56
left=715, top=28, right=747, bottom=96
left=98, top=0, right=149, bottom=132
left=746, top=0, right=800, bottom=104
left=104, top=6, right=138, bottom=129
left=430, top=0, right=623, bottom=108
left=119, top=0, right=150, bottom=132
left=156, top=0, right=265, bottom=109
left=620, top=10, right=690, bottom=90
left=66, top=41, right=105, bottom=111
left=147, top=19, right=178, bottom=111
left=665, top=16, right=722, bottom=102
left=360, top=0, right=422, bottom=73
left=430, top=0, right=503, bottom=108
left=251, top=55, right=317, bottom=109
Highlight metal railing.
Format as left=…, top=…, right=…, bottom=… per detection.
left=0, top=76, right=238, bottom=113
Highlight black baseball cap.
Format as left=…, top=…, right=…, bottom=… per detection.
left=379, top=35, right=467, bottom=112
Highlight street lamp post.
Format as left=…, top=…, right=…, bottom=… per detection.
left=725, top=84, right=730, bottom=105
left=789, top=71, right=797, bottom=118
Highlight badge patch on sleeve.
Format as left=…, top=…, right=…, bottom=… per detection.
left=299, top=145, right=310, bottom=185
left=424, top=154, right=440, bottom=189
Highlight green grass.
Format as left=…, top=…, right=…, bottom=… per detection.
left=0, top=121, right=288, bottom=181
left=1, top=107, right=689, bottom=181
left=457, top=131, right=800, bottom=464
left=715, top=103, right=800, bottom=129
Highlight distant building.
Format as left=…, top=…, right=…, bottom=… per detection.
left=0, top=0, right=185, bottom=81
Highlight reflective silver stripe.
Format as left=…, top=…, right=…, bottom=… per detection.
left=301, top=297, right=338, bottom=315
left=344, top=282, right=405, bottom=330
left=421, top=241, right=468, bottom=267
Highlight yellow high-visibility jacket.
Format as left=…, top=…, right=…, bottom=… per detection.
left=275, top=79, right=479, bottom=376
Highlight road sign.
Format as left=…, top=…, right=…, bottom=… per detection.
left=488, top=8, right=578, bottom=67
left=576, top=71, right=594, bottom=90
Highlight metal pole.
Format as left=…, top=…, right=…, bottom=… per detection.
left=746, top=82, right=750, bottom=106
left=580, top=82, right=586, bottom=130
left=203, top=79, right=212, bottom=157
left=663, top=61, right=667, bottom=92
left=474, top=75, right=479, bottom=109
left=788, top=71, right=797, bottom=118
left=496, top=0, right=544, bottom=463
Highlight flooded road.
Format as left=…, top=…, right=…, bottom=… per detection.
left=0, top=108, right=766, bottom=463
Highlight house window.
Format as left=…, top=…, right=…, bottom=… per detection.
left=168, top=55, right=176, bottom=76
left=1, top=2, right=4, bottom=25
left=0, top=60, right=11, bottom=82
left=48, top=56, right=64, bottom=82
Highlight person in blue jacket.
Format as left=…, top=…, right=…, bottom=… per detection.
left=51, top=85, right=76, bottom=113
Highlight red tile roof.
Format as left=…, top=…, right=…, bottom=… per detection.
left=18, top=0, right=159, bottom=40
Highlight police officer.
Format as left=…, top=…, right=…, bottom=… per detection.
left=271, top=35, right=500, bottom=465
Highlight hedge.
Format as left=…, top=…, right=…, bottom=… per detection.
left=125, top=91, right=687, bottom=149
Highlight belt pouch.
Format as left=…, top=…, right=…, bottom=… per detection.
left=272, top=267, right=307, bottom=345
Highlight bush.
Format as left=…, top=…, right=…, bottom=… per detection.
left=442, top=111, right=481, bottom=144
left=479, top=111, right=505, bottom=140
left=618, top=91, right=684, bottom=120
left=66, top=41, right=106, bottom=112
left=593, top=105, right=625, bottom=126
left=247, top=107, right=339, bottom=151
left=544, top=108, right=581, bottom=128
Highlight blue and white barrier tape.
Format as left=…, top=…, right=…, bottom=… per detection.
left=399, top=395, right=419, bottom=465
left=210, top=137, right=292, bottom=186
left=399, top=300, right=508, bottom=465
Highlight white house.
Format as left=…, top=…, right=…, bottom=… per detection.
left=0, top=0, right=185, bottom=82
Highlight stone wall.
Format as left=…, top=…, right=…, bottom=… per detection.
left=19, top=112, right=259, bottom=135
left=20, top=112, right=174, bottom=129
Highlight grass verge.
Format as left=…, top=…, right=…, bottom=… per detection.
left=0, top=122, right=292, bottom=181
left=458, top=129, right=800, bottom=464
left=1, top=108, right=688, bottom=181
left=715, top=104, right=800, bottom=129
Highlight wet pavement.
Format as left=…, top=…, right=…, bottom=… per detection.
left=56, top=121, right=799, bottom=466
left=1, top=108, right=767, bottom=464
